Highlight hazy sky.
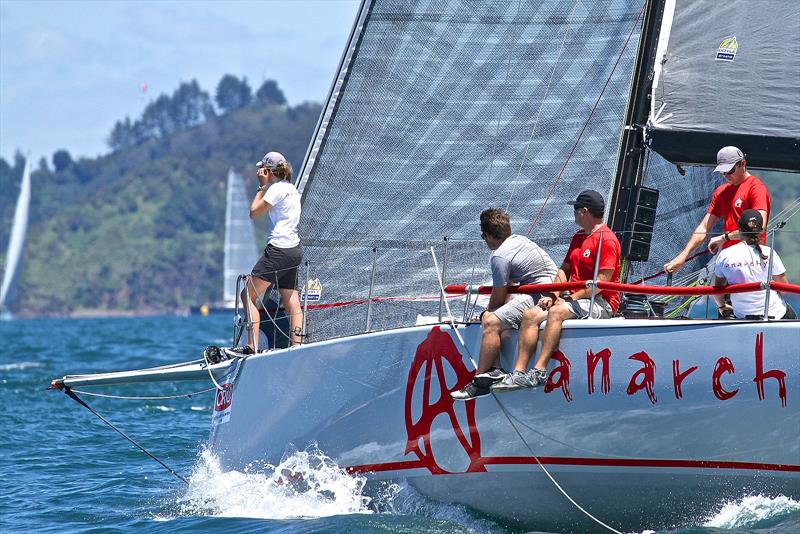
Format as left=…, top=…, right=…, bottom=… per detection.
left=0, top=0, right=360, bottom=163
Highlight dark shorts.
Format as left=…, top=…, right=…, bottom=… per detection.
left=251, top=243, right=303, bottom=290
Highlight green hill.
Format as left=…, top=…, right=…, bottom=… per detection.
left=1, top=95, right=321, bottom=315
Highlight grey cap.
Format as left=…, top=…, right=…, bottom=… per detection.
left=256, top=151, right=287, bottom=170
left=713, top=146, right=744, bottom=173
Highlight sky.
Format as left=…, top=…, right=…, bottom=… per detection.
left=0, top=0, right=360, bottom=164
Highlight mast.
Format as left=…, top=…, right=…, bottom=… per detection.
left=607, top=0, right=666, bottom=236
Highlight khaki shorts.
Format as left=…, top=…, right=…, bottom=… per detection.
left=494, top=294, right=543, bottom=328
left=566, top=296, right=613, bottom=319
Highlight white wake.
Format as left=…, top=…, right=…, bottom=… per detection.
left=703, top=494, right=800, bottom=529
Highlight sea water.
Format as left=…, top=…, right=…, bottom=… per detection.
left=1, top=315, right=798, bottom=533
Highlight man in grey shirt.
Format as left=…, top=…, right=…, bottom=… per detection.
left=452, top=209, right=557, bottom=400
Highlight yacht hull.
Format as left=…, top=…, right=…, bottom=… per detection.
left=209, top=319, right=800, bottom=532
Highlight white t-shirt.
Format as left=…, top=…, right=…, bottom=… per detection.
left=714, top=242, right=786, bottom=318
left=263, top=180, right=301, bottom=248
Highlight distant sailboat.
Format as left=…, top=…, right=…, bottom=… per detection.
left=196, top=168, right=259, bottom=315
left=223, top=168, right=259, bottom=308
left=0, top=157, right=31, bottom=320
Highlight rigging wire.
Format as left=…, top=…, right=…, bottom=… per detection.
left=69, top=387, right=215, bottom=400
left=60, top=387, right=189, bottom=485
left=525, top=0, right=647, bottom=238
left=487, top=0, right=524, bottom=185
left=430, top=247, right=623, bottom=534
left=506, top=0, right=581, bottom=212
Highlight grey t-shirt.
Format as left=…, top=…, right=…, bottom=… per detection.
left=490, top=234, right=557, bottom=286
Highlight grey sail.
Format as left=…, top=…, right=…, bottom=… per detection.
left=0, top=157, right=31, bottom=317
left=223, top=168, right=259, bottom=308
left=648, top=0, right=800, bottom=170
left=296, top=0, right=650, bottom=340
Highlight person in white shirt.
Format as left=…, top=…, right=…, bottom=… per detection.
left=241, top=151, right=304, bottom=351
left=713, top=209, right=795, bottom=320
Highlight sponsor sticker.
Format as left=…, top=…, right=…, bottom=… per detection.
left=301, top=278, right=322, bottom=303
left=211, top=358, right=241, bottom=427
left=716, top=36, right=737, bottom=62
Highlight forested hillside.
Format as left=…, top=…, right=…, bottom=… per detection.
left=1, top=76, right=320, bottom=315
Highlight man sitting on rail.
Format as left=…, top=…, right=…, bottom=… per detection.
left=493, top=190, right=621, bottom=391
left=451, top=209, right=557, bottom=401
left=713, top=209, right=796, bottom=320
left=664, top=146, right=771, bottom=317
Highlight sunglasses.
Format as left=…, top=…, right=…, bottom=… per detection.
left=480, top=231, right=487, bottom=239
left=722, top=162, right=740, bottom=175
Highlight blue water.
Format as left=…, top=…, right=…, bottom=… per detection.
left=1, top=316, right=798, bottom=533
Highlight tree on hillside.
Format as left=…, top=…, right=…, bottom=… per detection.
left=172, top=79, right=215, bottom=127
left=108, top=117, right=138, bottom=151
left=255, top=79, right=287, bottom=106
left=216, top=74, right=252, bottom=113
left=52, top=149, right=74, bottom=172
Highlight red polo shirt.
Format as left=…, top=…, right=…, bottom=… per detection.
left=708, top=175, right=771, bottom=248
left=564, top=224, right=621, bottom=313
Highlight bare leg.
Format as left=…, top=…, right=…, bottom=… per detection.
left=533, top=303, right=575, bottom=371
left=278, top=288, right=303, bottom=345
left=514, top=306, right=548, bottom=372
left=477, top=312, right=508, bottom=373
left=241, top=275, right=271, bottom=351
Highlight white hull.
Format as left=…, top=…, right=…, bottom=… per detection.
left=209, top=319, right=800, bottom=532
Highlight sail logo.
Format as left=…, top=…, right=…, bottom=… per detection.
left=583, top=248, right=591, bottom=258
left=735, top=198, right=743, bottom=208
left=716, top=36, right=737, bottom=62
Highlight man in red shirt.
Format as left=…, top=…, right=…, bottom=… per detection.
left=664, top=146, right=771, bottom=314
left=493, top=190, right=621, bottom=391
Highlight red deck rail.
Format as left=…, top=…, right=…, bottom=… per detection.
left=444, top=280, right=800, bottom=297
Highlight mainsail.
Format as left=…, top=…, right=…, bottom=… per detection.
left=223, top=168, right=259, bottom=308
left=0, top=157, right=31, bottom=316
left=647, top=0, right=800, bottom=170
left=296, top=0, right=697, bottom=340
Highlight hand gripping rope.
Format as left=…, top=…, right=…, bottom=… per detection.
left=430, top=247, right=624, bottom=534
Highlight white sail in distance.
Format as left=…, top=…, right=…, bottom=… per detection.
left=0, top=157, right=31, bottom=315
left=222, top=168, right=259, bottom=308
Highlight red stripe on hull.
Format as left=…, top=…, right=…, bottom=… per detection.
left=347, top=456, right=800, bottom=474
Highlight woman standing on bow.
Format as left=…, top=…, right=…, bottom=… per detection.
left=713, top=209, right=795, bottom=320
left=242, top=151, right=304, bottom=351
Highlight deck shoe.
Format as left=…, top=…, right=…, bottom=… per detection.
left=451, top=380, right=491, bottom=401
left=491, top=370, right=530, bottom=391
left=474, top=366, right=507, bottom=388
left=528, top=368, right=548, bottom=388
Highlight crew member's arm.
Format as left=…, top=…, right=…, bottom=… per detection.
left=664, top=212, right=719, bottom=273
left=708, top=209, right=769, bottom=251
left=773, top=273, right=789, bottom=298
left=487, top=285, right=508, bottom=312
left=564, top=269, right=614, bottom=301
left=538, top=263, right=569, bottom=309
left=250, top=168, right=273, bottom=219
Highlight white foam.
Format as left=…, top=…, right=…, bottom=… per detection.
left=373, top=480, right=498, bottom=532
left=703, top=494, right=800, bottom=529
left=0, top=361, right=44, bottom=371
left=175, top=445, right=371, bottom=519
